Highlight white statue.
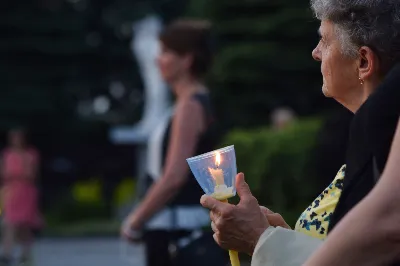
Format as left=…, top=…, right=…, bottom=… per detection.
left=110, top=15, right=170, bottom=144
left=109, top=15, right=171, bottom=207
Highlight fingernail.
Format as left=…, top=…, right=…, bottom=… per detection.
left=200, top=195, right=206, bottom=204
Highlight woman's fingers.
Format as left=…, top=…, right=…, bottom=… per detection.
left=211, top=221, right=218, bottom=233
left=266, top=213, right=291, bottom=229
left=260, top=206, right=274, bottom=216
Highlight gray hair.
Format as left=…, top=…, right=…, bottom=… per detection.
left=311, top=0, right=400, bottom=71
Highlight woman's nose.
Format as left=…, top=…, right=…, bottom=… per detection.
left=312, top=46, right=321, bottom=61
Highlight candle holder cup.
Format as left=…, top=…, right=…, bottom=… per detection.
left=187, top=145, right=237, bottom=200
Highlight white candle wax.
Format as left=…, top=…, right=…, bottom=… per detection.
left=209, top=167, right=225, bottom=186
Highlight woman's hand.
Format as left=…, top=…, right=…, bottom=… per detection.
left=200, top=173, right=270, bottom=255
left=120, top=214, right=143, bottom=243
left=260, top=206, right=291, bottom=229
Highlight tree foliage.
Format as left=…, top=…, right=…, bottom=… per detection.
left=0, top=0, right=189, bottom=189
left=0, top=0, right=188, bottom=132
left=188, top=0, right=337, bottom=129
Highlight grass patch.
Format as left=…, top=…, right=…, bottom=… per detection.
left=43, top=219, right=120, bottom=238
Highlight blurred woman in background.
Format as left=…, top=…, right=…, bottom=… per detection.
left=121, top=19, right=224, bottom=266
left=0, top=129, right=42, bottom=266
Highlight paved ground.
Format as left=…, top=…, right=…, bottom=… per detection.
left=32, top=238, right=144, bottom=266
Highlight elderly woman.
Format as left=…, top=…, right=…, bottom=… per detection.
left=201, top=0, right=400, bottom=265
left=304, top=63, right=400, bottom=266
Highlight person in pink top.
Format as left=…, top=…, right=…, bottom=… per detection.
left=0, top=129, right=42, bottom=266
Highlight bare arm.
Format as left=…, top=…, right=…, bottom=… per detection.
left=0, top=155, right=5, bottom=186
left=304, top=118, right=400, bottom=266
left=0, top=155, right=4, bottom=181
left=25, top=149, right=39, bottom=181
left=127, top=99, right=205, bottom=229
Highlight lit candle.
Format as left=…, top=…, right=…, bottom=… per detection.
left=209, top=152, right=225, bottom=186
left=208, top=151, right=240, bottom=266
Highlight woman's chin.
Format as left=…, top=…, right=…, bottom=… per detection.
left=322, top=86, right=332, bottom=98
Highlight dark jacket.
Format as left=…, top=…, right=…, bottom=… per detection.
left=329, top=63, right=400, bottom=264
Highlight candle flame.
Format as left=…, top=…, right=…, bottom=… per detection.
left=215, top=152, right=221, bottom=167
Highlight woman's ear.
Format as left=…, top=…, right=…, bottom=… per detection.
left=358, top=46, right=380, bottom=80
left=183, top=54, right=194, bottom=72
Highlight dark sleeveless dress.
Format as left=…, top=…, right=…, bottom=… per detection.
left=146, top=93, right=217, bottom=230
left=144, top=93, right=217, bottom=209
left=166, top=94, right=216, bottom=207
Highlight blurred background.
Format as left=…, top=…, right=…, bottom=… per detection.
left=0, top=0, right=353, bottom=265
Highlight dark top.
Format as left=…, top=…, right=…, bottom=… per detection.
left=329, top=63, right=400, bottom=264
left=145, top=93, right=218, bottom=207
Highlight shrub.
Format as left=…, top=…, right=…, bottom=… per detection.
left=45, top=177, right=137, bottom=226
left=72, top=179, right=102, bottom=204
left=222, top=118, right=322, bottom=226
left=113, top=178, right=136, bottom=207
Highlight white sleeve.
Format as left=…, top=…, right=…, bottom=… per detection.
left=251, top=227, right=323, bottom=266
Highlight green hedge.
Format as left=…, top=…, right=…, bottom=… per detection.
left=45, top=193, right=109, bottom=226
left=222, top=118, right=323, bottom=226
left=45, top=178, right=136, bottom=227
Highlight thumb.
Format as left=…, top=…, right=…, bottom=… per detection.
left=235, top=173, right=252, bottom=199
left=200, top=195, right=225, bottom=212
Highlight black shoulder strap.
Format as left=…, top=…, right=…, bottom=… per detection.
left=373, top=156, right=381, bottom=183
left=192, top=93, right=214, bottom=125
